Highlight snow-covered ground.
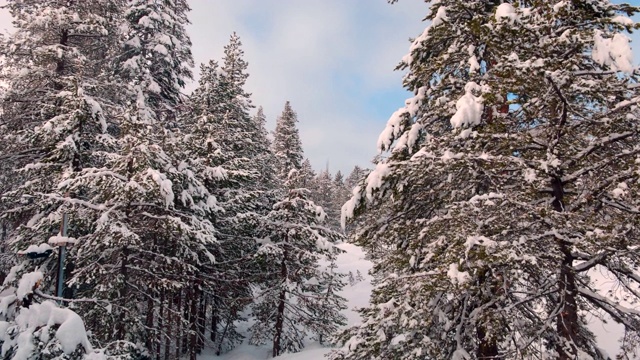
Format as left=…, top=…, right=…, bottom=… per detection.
left=200, top=242, right=373, bottom=360
left=200, top=243, right=628, bottom=359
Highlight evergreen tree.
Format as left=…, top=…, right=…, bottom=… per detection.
left=0, top=0, right=122, bottom=303
left=331, top=171, right=351, bottom=232
left=344, top=166, right=367, bottom=190
left=272, top=101, right=304, bottom=180
left=314, top=257, right=348, bottom=345
left=333, top=1, right=640, bottom=359
left=252, top=107, right=281, bottom=192
left=50, top=0, right=209, bottom=357
left=184, top=34, right=281, bottom=355
left=249, top=189, right=346, bottom=357
left=289, top=158, right=316, bottom=190
left=119, top=0, right=193, bottom=121
left=314, top=168, right=341, bottom=230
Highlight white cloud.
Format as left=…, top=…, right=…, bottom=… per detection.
left=187, top=0, right=427, bottom=174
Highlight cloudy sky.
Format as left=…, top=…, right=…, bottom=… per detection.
left=186, top=0, right=427, bottom=175
left=186, top=0, right=640, bottom=175
left=0, top=1, right=638, bottom=175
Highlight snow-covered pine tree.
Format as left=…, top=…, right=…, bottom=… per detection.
left=333, top=1, right=640, bottom=359
left=185, top=34, right=283, bottom=355
left=0, top=0, right=122, bottom=302
left=119, top=0, right=193, bottom=122
left=290, top=158, right=316, bottom=190
left=252, top=106, right=281, bottom=192
left=330, top=171, right=351, bottom=232
left=272, top=101, right=305, bottom=181
left=56, top=1, right=214, bottom=358
left=313, top=255, right=348, bottom=345
left=313, top=168, right=341, bottom=230
left=344, top=165, right=367, bottom=190
left=249, top=189, right=346, bottom=357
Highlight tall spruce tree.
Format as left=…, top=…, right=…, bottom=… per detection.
left=119, top=0, right=193, bottom=121
left=273, top=101, right=304, bottom=180
left=249, top=189, right=346, bottom=357
left=333, top=1, right=640, bottom=359
left=252, top=106, right=281, bottom=192
left=314, top=168, right=341, bottom=231
left=32, top=0, right=210, bottom=357
left=0, top=0, right=122, bottom=299
left=185, top=34, right=281, bottom=355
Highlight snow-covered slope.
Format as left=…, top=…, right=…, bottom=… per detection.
left=200, top=242, right=373, bottom=360
left=200, top=243, right=628, bottom=359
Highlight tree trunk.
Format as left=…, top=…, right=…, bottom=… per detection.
left=116, top=246, right=129, bottom=339
left=551, top=175, right=578, bottom=359
left=189, top=284, right=199, bottom=360
left=211, top=295, right=218, bottom=342
left=557, top=244, right=578, bottom=359
left=476, top=269, right=499, bottom=359
left=182, top=287, right=189, bottom=355
left=157, top=291, right=164, bottom=360
left=216, top=313, right=231, bottom=356
left=273, top=249, right=288, bottom=358
left=175, top=289, right=182, bottom=359
left=146, top=296, right=155, bottom=356
left=476, top=325, right=499, bottom=359
left=165, top=291, right=172, bottom=360
left=198, top=289, right=206, bottom=353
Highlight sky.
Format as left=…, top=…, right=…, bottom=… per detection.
left=186, top=0, right=427, bottom=175
left=0, top=1, right=638, bottom=175
left=185, top=0, right=640, bottom=175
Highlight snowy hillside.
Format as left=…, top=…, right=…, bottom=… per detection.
left=200, top=245, right=629, bottom=360
left=201, top=242, right=373, bottom=360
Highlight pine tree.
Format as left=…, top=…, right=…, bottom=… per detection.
left=272, top=101, right=304, bottom=180
left=333, top=1, right=640, bottom=359
left=249, top=189, right=346, bottom=357
left=252, top=107, right=281, bottom=192
left=344, top=166, right=367, bottom=190
left=289, top=158, right=316, bottom=190
left=0, top=0, right=123, bottom=305
left=56, top=0, right=210, bottom=357
left=314, top=257, right=348, bottom=345
left=119, top=0, right=193, bottom=121
left=313, top=168, right=341, bottom=230
left=331, top=171, right=351, bottom=232
left=184, top=34, right=282, bottom=355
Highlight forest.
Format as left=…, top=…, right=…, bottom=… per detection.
left=0, top=0, right=640, bottom=360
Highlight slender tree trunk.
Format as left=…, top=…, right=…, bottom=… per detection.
left=216, top=315, right=230, bottom=356
left=165, top=291, right=172, bottom=360
left=476, top=269, right=499, bottom=359
left=189, top=283, right=199, bottom=360
left=175, top=289, right=182, bottom=359
left=557, top=243, right=578, bottom=359
left=211, top=295, right=218, bottom=343
left=117, top=246, right=129, bottom=339
left=146, top=296, right=155, bottom=356
left=551, top=175, right=578, bottom=359
left=198, top=289, right=206, bottom=353
left=182, top=287, right=189, bottom=355
left=157, top=291, right=164, bottom=360
left=476, top=326, right=499, bottom=359
left=273, top=248, right=288, bottom=358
